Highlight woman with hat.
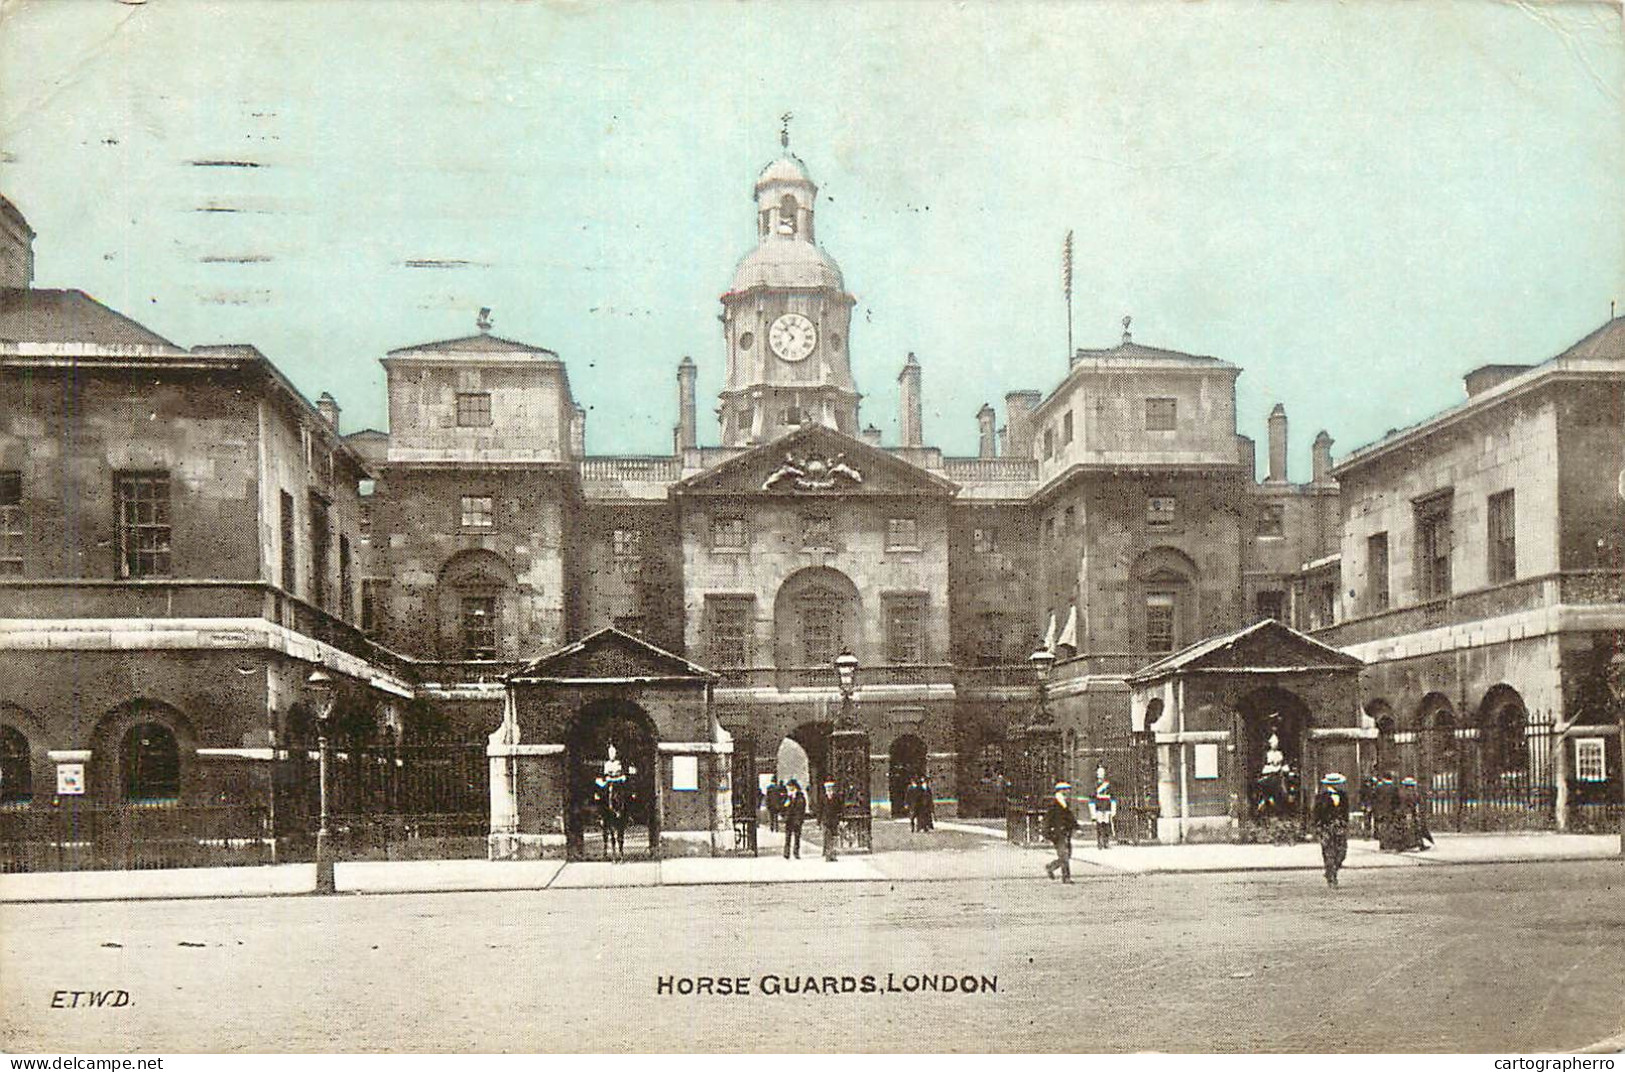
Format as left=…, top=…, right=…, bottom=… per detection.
left=1312, top=773, right=1351, bottom=888
left=1399, top=776, right=1434, bottom=851
left=1043, top=781, right=1079, bottom=884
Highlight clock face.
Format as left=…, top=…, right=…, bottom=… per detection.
left=768, top=312, right=818, bottom=362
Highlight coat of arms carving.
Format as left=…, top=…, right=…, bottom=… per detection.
left=761, top=452, right=864, bottom=491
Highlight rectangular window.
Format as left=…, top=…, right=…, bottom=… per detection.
left=1146, top=397, right=1177, bottom=431
left=1147, top=495, right=1177, bottom=529
left=1312, top=581, right=1336, bottom=630
left=612, top=527, right=643, bottom=577
left=1061, top=410, right=1074, bottom=445
left=338, top=535, right=353, bottom=623
left=705, top=596, right=753, bottom=668
left=972, top=526, right=999, bottom=555
left=460, top=495, right=494, bottom=530
left=1257, top=503, right=1285, bottom=539
left=116, top=472, right=171, bottom=578
left=308, top=494, right=331, bottom=610
left=1367, top=532, right=1390, bottom=612
left=0, top=471, right=23, bottom=575
left=711, top=515, right=747, bottom=551
left=801, top=514, right=834, bottom=550
left=456, top=392, right=493, bottom=428
left=1574, top=738, right=1607, bottom=783
left=1063, top=505, right=1076, bottom=535
left=460, top=595, right=498, bottom=659
left=1145, top=591, right=1176, bottom=653
left=1487, top=489, right=1516, bottom=584
left=800, top=597, right=840, bottom=666
left=1415, top=492, right=1453, bottom=601
left=1042, top=427, right=1055, bottom=460
left=1255, top=590, right=1284, bottom=622
left=279, top=491, right=297, bottom=591
left=885, top=596, right=926, bottom=664
left=885, top=517, right=919, bottom=551
left=360, top=578, right=387, bottom=635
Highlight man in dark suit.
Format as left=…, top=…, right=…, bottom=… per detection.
left=781, top=779, right=806, bottom=860
left=819, top=779, right=843, bottom=862
left=1043, top=781, right=1078, bottom=884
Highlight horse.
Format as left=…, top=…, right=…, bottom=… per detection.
left=1253, top=769, right=1300, bottom=843
left=598, top=779, right=631, bottom=862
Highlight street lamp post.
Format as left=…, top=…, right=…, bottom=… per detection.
left=828, top=649, right=871, bottom=851
left=1009, top=647, right=1062, bottom=845
left=307, top=668, right=337, bottom=895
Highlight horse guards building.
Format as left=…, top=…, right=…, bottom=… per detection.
left=1, top=144, right=1621, bottom=866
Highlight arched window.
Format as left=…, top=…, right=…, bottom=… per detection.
left=773, top=567, right=860, bottom=668
left=122, top=722, right=180, bottom=802
left=777, top=194, right=799, bottom=235
left=436, top=550, right=517, bottom=660
left=1131, top=548, right=1199, bottom=655
left=1479, top=685, right=1529, bottom=777
left=1, top=725, right=31, bottom=805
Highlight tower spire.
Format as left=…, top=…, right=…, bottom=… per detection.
left=780, top=111, right=792, bottom=150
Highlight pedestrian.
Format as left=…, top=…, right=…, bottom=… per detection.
left=1399, top=776, right=1434, bottom=851
left=1090, top=767, right=1115, bottom=850
left=781, top=779, right=806, bottom=860
left=1372, top=770, right=1402, bottom=850
left=905, top=778, right=920, bottom=833
left=819, top=779, right=842, bottom=862
left=1043, top=780, right=1078, bottom=884
left=1312, top=772, right=1351, bottom=888
left=917, top=777, right=935, bottom=832
left=765, top=778, right=784, bottom=833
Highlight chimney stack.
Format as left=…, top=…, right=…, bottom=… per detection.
left=569, top=404, right=586, bottom=459
left=315, top=392, right=341, bottom=432
left=1266, top=403, right=1288, bottom=484
left=976, top=404, right=997, bottom=459
left=676, top=356, right=698, bottom=451
left=898, top=352, right=923, bottom=448
left=1004, top=390, right=1042, bottom=458
left=1311, top=430, right=1335, bottom=485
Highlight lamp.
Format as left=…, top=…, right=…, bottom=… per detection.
left=1029, top=647, right=1056, bottom=686
left=306, top=667, right=337, bottom=895
left=834, top=650, right=859, bottom=696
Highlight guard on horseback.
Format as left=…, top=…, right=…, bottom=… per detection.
left=595, top=743, right=636, bottom=862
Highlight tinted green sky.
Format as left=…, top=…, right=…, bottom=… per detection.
left=2, top=0, right=1621, bottom=469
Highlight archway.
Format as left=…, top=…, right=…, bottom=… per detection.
left=121, top=723, right=180, bottom=803
left=773, top=568, right=860, bottom=668
left=1477, top=684, right=1529, bottom=780
left=436, top=549, right=517, bottom=660
left=1235, top=687, right=1312, bottom=826
left=778, top=721, right=832, bottom=803
left=1416, top=692, right=1458, bottom=794
left=1, top=724, right=31, bottom=805
left=91, top=700, right=195, bottom=805
left=887, top=733, right=927, bottom=818
left=565, top=699, right=659, bottom=861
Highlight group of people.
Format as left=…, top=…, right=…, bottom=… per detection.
left=768, top=777, right=845, bottom=862
left=902, top=777, right=936, bottom=833
left=1364, top=770, right=1436, bottom=853
left=1041, top=771, right=1117, bottom=884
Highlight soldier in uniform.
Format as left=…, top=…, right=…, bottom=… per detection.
left=1043, top=781, right=1079, bottom=884
left=1312, top=772, right=1351, bottom=888
left=1090, top=765, right=1116, bottom=850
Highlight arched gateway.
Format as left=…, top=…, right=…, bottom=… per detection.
left=566, top=700, right=659, bottom=861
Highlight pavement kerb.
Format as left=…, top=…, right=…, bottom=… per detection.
left=2, top=844, right=1618, bottom=906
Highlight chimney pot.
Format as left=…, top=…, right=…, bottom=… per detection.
left=315, top=392, right=341, bottom=433
left=1266, top=403, right=1288, bottom=484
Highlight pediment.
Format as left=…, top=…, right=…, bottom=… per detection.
left=676, top=425, right=958, bottom=498
left=508, top=627, right=715, bottom=683
left=1130, top=619, right=1363, bottom=682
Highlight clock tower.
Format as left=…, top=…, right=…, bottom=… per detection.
left=717, top=140, right=859, bottom=446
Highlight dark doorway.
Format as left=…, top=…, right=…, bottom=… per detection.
left=887, top=733, right=927, bottom=818
left=565, top=700, right=659, bottom=861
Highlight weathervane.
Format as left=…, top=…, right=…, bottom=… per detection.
left=780, top=112, right=792, bottom=150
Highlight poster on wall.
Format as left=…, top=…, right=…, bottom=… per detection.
left=671, top=755, right=698, bottom=792
left=55, top=763, right=85, bottom=796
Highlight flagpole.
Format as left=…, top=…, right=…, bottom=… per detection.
left=1063, top=230, right=1074, bottom=363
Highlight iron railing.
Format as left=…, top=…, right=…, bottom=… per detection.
left=0, top=802, right=273, bottom=872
